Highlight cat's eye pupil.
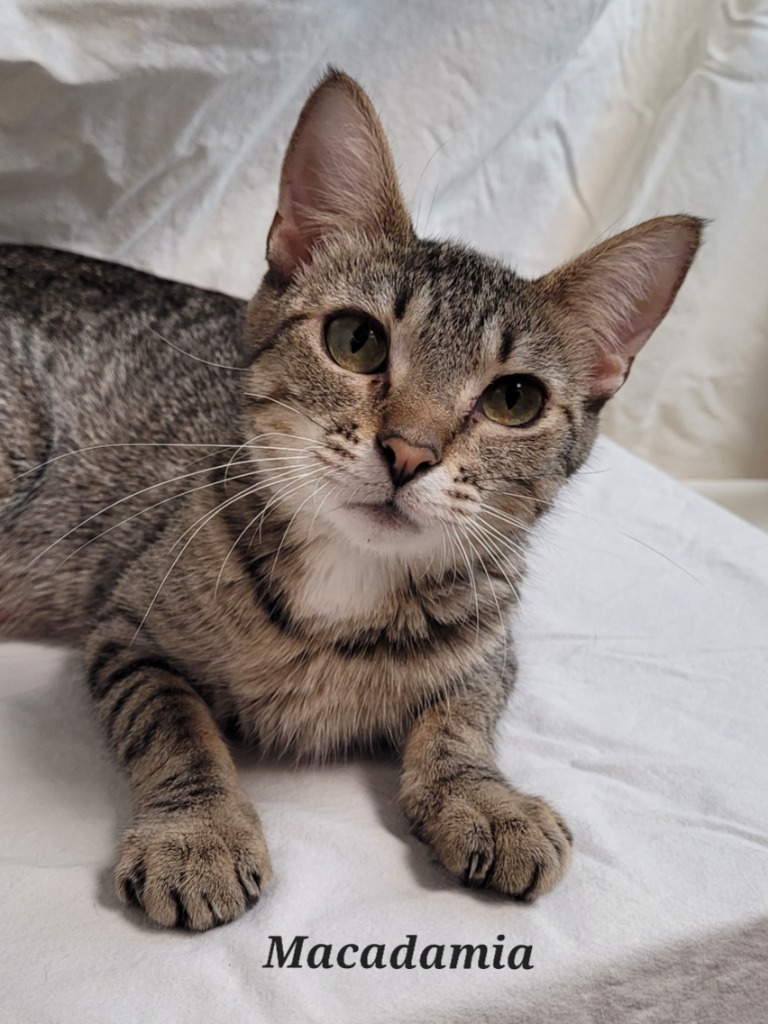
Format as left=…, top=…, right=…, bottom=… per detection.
left=505, top=380, right=522, bottom=408
left=350, top=325, right=370, bottom=353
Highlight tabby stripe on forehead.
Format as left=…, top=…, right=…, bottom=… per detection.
left=498, top=328, right=516, bottom=363
left=394, top=285, right=411, bottom=320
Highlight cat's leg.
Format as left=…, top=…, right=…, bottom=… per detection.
left=399, top=672, right=572, bottom=900
left=86, top=632, right=271, bottom=930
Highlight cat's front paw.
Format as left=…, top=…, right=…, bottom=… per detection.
left=115, top=801, right=272, bottom=931
left=406, top=780, right=572, bottom=900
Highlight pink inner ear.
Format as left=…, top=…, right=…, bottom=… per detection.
left=576, top=216, right=702, bottom=399
left=591, top=351, right=634, bottom=397
left=267, top=76, right=408, bottom=280
left=267, top=212, right=317, bottom=276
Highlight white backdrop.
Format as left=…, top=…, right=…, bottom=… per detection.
left=1, top=0, right=767, bottom=512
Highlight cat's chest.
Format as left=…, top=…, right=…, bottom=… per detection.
left=211, top=541, right=492, bottom=757
left=290, top=541, right=402, bottom=625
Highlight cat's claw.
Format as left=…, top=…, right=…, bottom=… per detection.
left=409, top=782, right=572, bottom=901
left=115, top=802, right=272, bottom=931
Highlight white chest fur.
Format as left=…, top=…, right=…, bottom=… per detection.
left=291, top=538, right=400, bottom=625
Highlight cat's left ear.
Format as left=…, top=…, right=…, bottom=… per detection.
left=538, top=215, right=704, bottom=401
left=267, top=69, right=414, bottom=281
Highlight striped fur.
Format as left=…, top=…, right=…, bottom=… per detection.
left=0, top=71, right=701, bottom=930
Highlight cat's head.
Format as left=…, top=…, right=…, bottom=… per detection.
left=242, top=70, right=701, bottom=564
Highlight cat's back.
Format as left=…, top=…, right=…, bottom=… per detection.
left=0, top=245, right=248, bottom=641
left=0, top=244, right=247, bottom=402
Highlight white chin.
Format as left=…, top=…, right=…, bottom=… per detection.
left=326, top=504, right=436, bottom=557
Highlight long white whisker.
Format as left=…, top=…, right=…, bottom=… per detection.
left=132, top=478, right=275, bottom=645
left=132, top=465, right=320, bottom=644
left=243, top=391, right=328, bottom=434
left=251, top=468, right=329, bottom=546
left=461, top=519, right=509, bottom=675
left=268, top=476, right=333, bottom=585
left=145, top=324, right=247, bottom=372
left=223, top=429, right=324, bottom=483
left=468, top=519, right=522, bottom=598
left=26, top=456, right=264, bottom=569
left=53, top=465, right=273, bottom=572
left=474, top=513, right=529, bottom=564
left=17, top=441, right=253, bottom=479
left=307, top=483, right=339, bottom=542
left=213, top=465, right=328, bottom=592
left=449, top=527, right=481, bottom=642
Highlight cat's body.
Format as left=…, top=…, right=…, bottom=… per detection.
left=0, top=248, right=245, bottom=642
left=0, top=72, right=701, bottom=930
left=0, top=242, right=519, bottom=757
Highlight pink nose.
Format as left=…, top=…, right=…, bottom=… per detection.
left=378, top=433, right=439, bottom=487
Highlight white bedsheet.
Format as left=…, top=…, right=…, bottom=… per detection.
left=2, top=440, right=767, bottom=1024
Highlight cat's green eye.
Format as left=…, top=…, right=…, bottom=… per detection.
left=325, top=314, right=388, bottom=374
left=480, top=375, right=546, bottom=427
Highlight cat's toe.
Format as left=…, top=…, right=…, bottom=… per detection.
left=483, top=795, right=572, bottom=900
left=115, top=803, right=272, bottom=931
left=414, top=783, right=572, bottom=901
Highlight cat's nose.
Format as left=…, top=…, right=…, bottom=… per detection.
left=377, top=432, right=440, bottom=487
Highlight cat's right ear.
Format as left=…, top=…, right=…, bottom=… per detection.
left=267, top=70, right=414, bottom=281
left=537, top=215, right=703, bottom=402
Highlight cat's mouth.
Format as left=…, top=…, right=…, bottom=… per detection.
left=345, top=500, right=418, bottom=531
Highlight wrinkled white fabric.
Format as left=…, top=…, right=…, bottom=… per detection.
left=1, top=0, right=767, bottom=494
left=1, top=440, right=767, bottom=1023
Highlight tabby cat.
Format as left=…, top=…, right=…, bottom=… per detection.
left=0, top=71, right=701, bottom=930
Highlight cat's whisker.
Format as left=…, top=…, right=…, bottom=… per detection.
left=498, top=495, right=704, bottom=586
left=476, top=524, right=528, bottom=562
left=267, top=476, right=334, bottom=586
left=16, top=441, right=255, bottom=479
left=411, top=135, right=450, bottom=233
left=137, top=462, right=323, bottom=641
left=248, top=430, right=329, bottom=447
left=447, top=526, right=481, bottom=643
left=478, top=505, right=537, bottom=541
left=168, top=464, right=321, bottom=563
left=243, top=391, right=329, bottom=434
left=438, top=530, right=450, bottom=583
left=26, top=455, right=264, bottom=570
left=31, top=440, right=320, bottom=570
left=460, top=519, right=510, bottom=675
left=213, top=465, right=328, bottom=593
left=145, top=324, right=248, bottom=372
left=251, top=468, right=329, bottom=546
left=223, top=430, right=325, bottom=482
left=51, top=465, right=273, bottom=574
left=492, top=489, right=547, bottom=508
left=307, top=482, right=340, bottom=543
left=474, top=514, right=529, bottom=563
left=465, top=519, right=522, bottom=601
left=227, top=447, right=321, bottom=485
left=132, top=474, right=279, bottom=644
